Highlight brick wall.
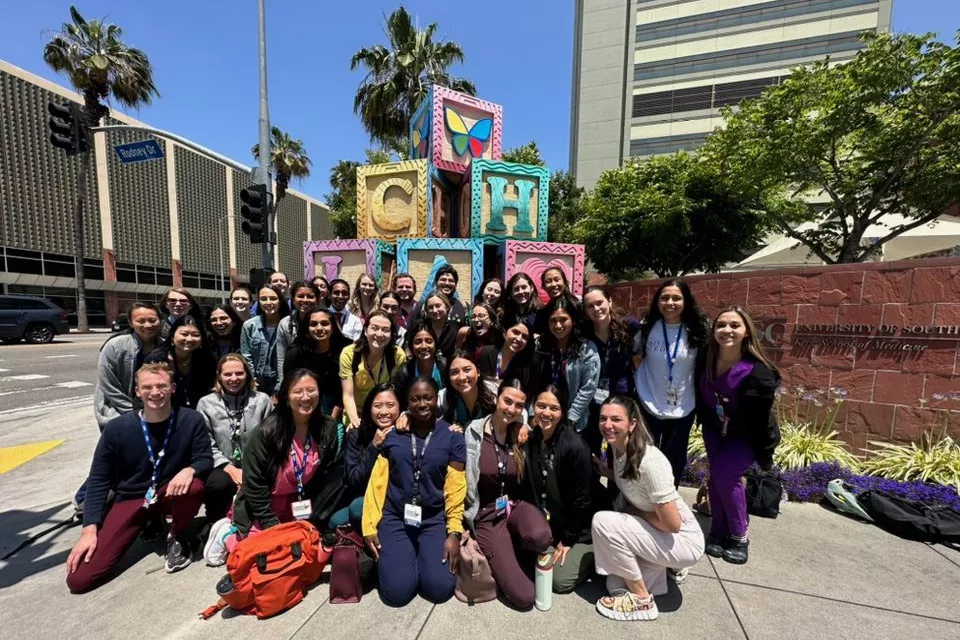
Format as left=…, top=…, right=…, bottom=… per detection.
left=608, top=257, right=960, bottom=451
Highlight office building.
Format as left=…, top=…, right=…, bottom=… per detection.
left=570, top=0, right=893, bottom=188
left=0, top=59, right=332, bottom=325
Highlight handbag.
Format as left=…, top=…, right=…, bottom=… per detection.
left=329, top=526, right=376, bottom=603
left=745, top=468, right=782, bottom=518
left=859, top=490, right=960, bottom=544
left=454, top=531, right=497, bottom=604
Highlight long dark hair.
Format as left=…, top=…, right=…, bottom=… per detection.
left=538, top=294, right=588, bottom=357
left=294, top=305, right=348, bottom=353
left=444, top=350, right=496, bottom=422
left=351, top=309, right=398, bottom=375
left=311, top=276, right=331, bottom=307
left=165, top=313, right=213, bottom=353
left=463, top=302, right=503, bottom=353
left=504, top=273, right=542, bottom=325
left=540, top=266, right=570, bottom=299
left=494, top=378, right=528, bottom=480
left=358, top=382, right=401, bottom=448
left=102, top=301, right=162, bottom=351
left=260, top=368, right=327, bottom=461
left=289, top=280, right=320, bottom=317
left=255, top=285, right=290, bottom=321
left=582, top=285, right=633, bottom=345
left=209, top=303, right=242, bottom=349
left=474, top=277, right=505, bottom=309
left=533, top=383, right=570, bottom=427
left=638, top=279, right=708, bottom=357
left=600, top=395, right=652, bottom=481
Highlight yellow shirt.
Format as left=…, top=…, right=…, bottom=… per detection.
left=339, top=344, right=406, bottom=424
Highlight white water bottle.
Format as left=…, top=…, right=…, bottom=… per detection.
left=535, top=550, right=553, bottom=611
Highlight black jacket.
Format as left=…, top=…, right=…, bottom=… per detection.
left=696, top=358, right=782, bottom=469
left=343, top=428, right=379, bottom=499
left=525, top=422, right=604, bottom=546
left=476, top=345, right=539, bottom=392
left=144, top=346, right=217, bottom=410
left=391, top=354, right=448, bottom=409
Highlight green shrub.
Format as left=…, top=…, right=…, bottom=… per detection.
left=687, top=423, right=706, bottom=460
left=775, top=422, right=861, bottom=471
left=860, top=430, right=960, bottom=493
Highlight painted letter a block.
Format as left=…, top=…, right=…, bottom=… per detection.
left=356, top=159, right=428, bottom=240
left=466, top=160, right=549, bottom=245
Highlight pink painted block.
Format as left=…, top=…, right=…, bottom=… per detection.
left=303, top=239, right=394, bottom=288
left=503, top=241, right=586, bottom=303
left=409, top=86, right=503, bottom=178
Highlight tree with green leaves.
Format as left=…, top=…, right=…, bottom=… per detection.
left=252, top=127, right=311, bottom=201
left=501, top=141, right=584, bottom=243
left=351, top=6, right=476, bottom=151
left=703, top=32, right=960, bottom=264
left=44, top=5, right=158, bottom=331
left=326, top=150, right=392, bottom=239
left=574, top=152, right=775, bottom=279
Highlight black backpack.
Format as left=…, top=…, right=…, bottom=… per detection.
left=745, top=468, right=782, bottom=519
left=859, top=490, right=960, bottom=544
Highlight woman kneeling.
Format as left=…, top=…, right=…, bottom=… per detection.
left=362, top=377, right=467, bottom=606
left=592, top=396, right=704, bottom=621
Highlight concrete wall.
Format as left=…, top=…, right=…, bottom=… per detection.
left=609, top=258, right=960, bottom=451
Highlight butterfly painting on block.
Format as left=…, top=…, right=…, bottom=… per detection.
left=411, top=113, right=430, bottom=159
left=445, top=107, right=492, bottom=158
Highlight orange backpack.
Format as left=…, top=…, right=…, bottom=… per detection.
left=200, top=521, right=331, bottom=620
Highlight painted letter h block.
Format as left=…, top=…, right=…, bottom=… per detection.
left=462, top=160, right=549, bottom=245
left=409, top=86, right=503, bottom=178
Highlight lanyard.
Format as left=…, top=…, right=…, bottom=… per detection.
left=140, top=412, right=176, bottom=491
left=714, top=391, right=731, bottom=436
left=489, top=420, right=510, bottom=497
left=496, top=350, right=503, bottom=378
left=410, top=430, right=434, bottom=506
left=538, top=442, right=556, bottom=521
left=662, top=322, right=684, bottom=384
left=221, top=394, right=248, bottom=463
left=290, top=434, right=312, bottom=499
left=364, top=356, right=386, bottom=383
left=551, top=350, right=565, bottom=385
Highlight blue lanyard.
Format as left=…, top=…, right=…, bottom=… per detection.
left=496, top=351, right=503, bottom=378
left=140, top=412, right=176, bottom=491
left=551, top=350, right=565, bottom=385
left=662, top=322, right=684, bottom=384
left=290, top=434, right=312, bottom=498
left=410, top=430, right=434, bottom=506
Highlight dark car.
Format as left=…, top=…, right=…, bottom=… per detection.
left=112, top=315, right=130, bottom=332
left=0, top=294, right=72, bottom=344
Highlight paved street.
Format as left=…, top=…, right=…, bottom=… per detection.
left=1, top=396, right=959, bottom=640
left=0, top=332, right=105, bottom=413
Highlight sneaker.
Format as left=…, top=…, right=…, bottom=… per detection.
left=669, top=567, right=689, bottom=584
left=705, top=535, right=726, bottom=558
left=165, top=537, right=192, bottom=573
left=203, top=517, right=235, bottom=567
left=596, top=591, right=659, bottom=621
left=722, top=538, right=749, bottom=565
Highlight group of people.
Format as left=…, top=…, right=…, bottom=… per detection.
left=69, top=265, right=781, bottom=623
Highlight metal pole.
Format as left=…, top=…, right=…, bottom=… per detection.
left=256, top=0, right=274, bottom=271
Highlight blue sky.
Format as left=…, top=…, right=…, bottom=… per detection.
left=2, top=1, right=957, bottom=201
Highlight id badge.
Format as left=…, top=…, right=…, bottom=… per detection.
left=142, top=485, right=158, bottom=509
left=666, top=385, right=679, bottom=406
left=594, top=388, right=610, bottom=404
left=291, top=499, right=312, bottom=521
left=403, top=503, right=423, bottom=528
left=495, top=495, right=509, bottom=517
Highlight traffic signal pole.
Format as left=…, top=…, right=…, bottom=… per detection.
left=256, top=0, right=275, bottom=271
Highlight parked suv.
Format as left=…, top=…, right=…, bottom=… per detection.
left=0, top=295, right=72, bottom=344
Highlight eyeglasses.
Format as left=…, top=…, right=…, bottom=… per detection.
left=168, top=299, right=189, bottom=306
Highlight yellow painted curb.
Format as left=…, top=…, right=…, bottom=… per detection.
left=0, top=439, right=66, bottom=474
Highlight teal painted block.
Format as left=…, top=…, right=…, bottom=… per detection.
left=466, top=160, right=549, bottom=245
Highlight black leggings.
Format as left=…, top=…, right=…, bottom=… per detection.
left=203, top=466, right=238, bottom=522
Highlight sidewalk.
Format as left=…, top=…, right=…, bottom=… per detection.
left=1, top=403, right=958, bottom=640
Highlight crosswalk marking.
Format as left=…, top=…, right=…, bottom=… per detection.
left=0, top=439, right=65, bottom=474
left=45, top=354, right=77, bottom=359
left=2, top=374, right=49, bottom=381
left=55, top=381, right=92, bottom=388
left=0, top=368, right=9, bottom=372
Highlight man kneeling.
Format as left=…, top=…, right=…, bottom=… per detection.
left=66, top=362, right=213, bottom=593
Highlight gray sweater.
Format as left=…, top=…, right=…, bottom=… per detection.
left=93, top=333, right=150, bottom=430
left=195, top=390, right=274, bottom=468
left=275, top=315, right=298, bottom=388
left=462, top=417, right=487, bottom=532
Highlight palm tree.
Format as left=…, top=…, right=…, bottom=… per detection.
left=252, top=127, right=311, bottom=202
left=351, top=6, right=476, bottom=149
left=43, top=5, right=158, bottom=331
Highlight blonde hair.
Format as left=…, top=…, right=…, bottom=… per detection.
left=705, top=305, right=778, bottom=378
left=136, top=362, right=174, bottom=383
left=214, top=353, right=257, bottom=394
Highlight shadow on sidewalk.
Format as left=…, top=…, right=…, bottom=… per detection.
left=0, top=502, right=79, bottom=589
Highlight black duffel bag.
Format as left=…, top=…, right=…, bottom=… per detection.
left=858, top=490, right=960, bottom=544
left=745, top=468, right=782, bottom=519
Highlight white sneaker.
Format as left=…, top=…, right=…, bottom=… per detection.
left=203, top=517, right=235, bottom=567
left=669, top=567, right=689, bottom=584
left=596, top=591, right=659, bottom=621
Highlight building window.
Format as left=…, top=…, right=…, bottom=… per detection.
left=632, top=76, right=783, bottom=119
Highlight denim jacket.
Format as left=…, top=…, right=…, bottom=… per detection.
left=534, top=339, right=601, bottom=432
left=240, top=316, right=280, bottom=394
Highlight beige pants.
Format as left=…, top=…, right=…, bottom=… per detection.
left=591, top=506, right=705, bottom=596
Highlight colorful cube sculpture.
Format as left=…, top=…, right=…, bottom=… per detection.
left=503, top=240, right=585, bottom=303
left=409, top=86, right=503, bottom=178
left=428, top=168, right=458, bottom=238
left=396, top=238, right=484, bottom=303
left=303, top=239, right=395, bottom=288
left=357, top=159, right=429, bottom=240
left=462, top=160, right=549, bottom=244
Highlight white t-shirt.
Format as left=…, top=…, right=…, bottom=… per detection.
left=635, top=320, right=696, bottom=419
left=614, top=445, right=681, bottom=512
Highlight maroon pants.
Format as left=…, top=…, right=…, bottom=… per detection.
left=474, top=500, right=552, bottom=609
left=66, top=478, right=205, bottom=594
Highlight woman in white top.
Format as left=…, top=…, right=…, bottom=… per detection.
left=633, top=279, right=708, bottom=487
left=592, top=396, right=704, bottom=622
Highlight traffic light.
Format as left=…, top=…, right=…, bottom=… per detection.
left=47, top=101, right=88, bottom=155
left=239, top=184, right=271, bottom=244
